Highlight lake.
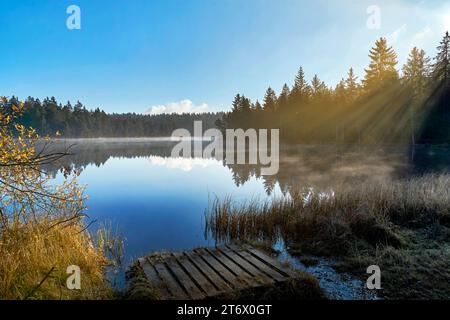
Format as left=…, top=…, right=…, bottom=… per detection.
left=44, top=139, right=450, bottom=292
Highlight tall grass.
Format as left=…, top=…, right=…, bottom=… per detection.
left=206, top=174, right=450, bottom=255
left=0, top=220, right=113, bottom=300
left=0, top=102, right=116, bottom=300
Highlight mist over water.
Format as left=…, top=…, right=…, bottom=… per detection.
left=40, top=139, right=450, bottom=289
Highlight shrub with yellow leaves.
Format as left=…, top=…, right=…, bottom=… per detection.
left=0, top=97, right=112, bottom=300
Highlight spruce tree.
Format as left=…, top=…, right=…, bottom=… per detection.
left=433, top=31, right=450, bottom=84
left=402, top=47, right=431, bottom=145
left=334, top=79, right=347, bottom=103
left=290, top=67, right=311, bottom=103
left=402, top=47, right=431, bottom=97
left=430, top=32, right=450, bottom=143
left=345, top=67, right=359, bottom=100
left=311, top=75, right=327, bottom=97
left=363, top=37, right=398, bottom=91
left=263, top=87, right=277, bottom=111
left=240, top=96, right=252, bottom=112
left=254, top=100, right=263, bottom=112
left=231, top=94, right=242, bottom=112
left=278, top=83, right=290, bottom=110
left=293, top=67, right=308, bottom=93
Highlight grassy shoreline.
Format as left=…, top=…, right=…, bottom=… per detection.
left=206, top=173, right=450, bottom=299
left=0, top=103, right=115, bottom=300
left=0, top=220, right=114, bottom=300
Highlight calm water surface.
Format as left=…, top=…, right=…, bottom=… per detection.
left=45, top=139, right=450, bottom=292
left=47, top=140, right=286, bottom=261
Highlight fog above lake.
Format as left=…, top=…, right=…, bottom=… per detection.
left=36, top=139, right=450, bottom=288
left=41, top=139, right=450, bottom=195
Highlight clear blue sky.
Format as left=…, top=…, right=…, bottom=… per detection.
left=0, top=0, right=449, bottom=114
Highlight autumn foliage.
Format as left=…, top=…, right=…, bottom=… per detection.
left=0, top=98, right=111, bottom=299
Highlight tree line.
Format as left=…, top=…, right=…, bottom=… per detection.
left=3, top=33, right=450, bottom=144
left=218, top=33, right=450, bottom=145
left=1, top=96, right=223, bottom=138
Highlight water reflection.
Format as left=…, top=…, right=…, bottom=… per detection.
left=148, top=156, right=217, bottom=172
left=42, top=140, right=450, bottom=197
left=38, top=139, right=450, bottom=290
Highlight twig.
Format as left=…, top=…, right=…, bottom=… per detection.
left=75, top=219, right=97, bottom=235
left=24, top=267, right=56, bottom=300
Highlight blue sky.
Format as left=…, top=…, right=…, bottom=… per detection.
left=0, top=0, right=449, bottom=114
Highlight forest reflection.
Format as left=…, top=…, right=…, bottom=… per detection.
left=41, top=139, right=450, bottom=196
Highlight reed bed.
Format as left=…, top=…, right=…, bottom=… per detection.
left=206, top=174, right=450, bottom=255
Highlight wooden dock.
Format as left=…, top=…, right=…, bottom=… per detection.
left=136, top=244, right=298, bottom=300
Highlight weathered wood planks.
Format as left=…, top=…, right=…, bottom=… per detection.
left=137, top=245, right=297, bottom=300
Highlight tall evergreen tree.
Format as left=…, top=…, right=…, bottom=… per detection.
left=363, top=37, right=398, bottom=91
left=334, top=79, right=347, bottom=103
left=278, top=83, right=290, bottom=110
left=433, top=31, right=450, bottom=84
left=402, top=48, right=431, bottom=145
left=254, top=100, right=263, bottom=112
left=293, top=67, right=308, bottom=93
left=423, top=32, right=450, bottom=143
left=402, top=47, right=431, bottom=97
left=311, top=75, right=327, bottom=97
left=240, top=95, right=252, bottom=112
left=231, top=94, right=242, bottom=112
left=290, top=67, right=310, bottom=103
left=345, top=67, right=360, bottom=100
left=263, top=87, right=277, bottom=111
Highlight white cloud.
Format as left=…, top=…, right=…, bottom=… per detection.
left=149, top=156, right=216, bottom=172
left=145, top=99, right=209, bottom=115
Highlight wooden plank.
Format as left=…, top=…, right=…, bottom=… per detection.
left=138, top=258, right=171, bottom=299
left=203, top=248, right=257, bottom=287
left=165, top=256, right=206, bottom=300
left=243, top=245, right=298, bottom=277
left=226, top=245, right=289, bottom=282
left=151, top=259, right=188, bottom=300
left=218, top=247, right=274, bottom=285
left=133, top=245, right=299, bottom=300
left=195, top=248, right=250, bottom=289
left=184, top=251, right=234, bottom=293
left=172, top=252, right=220, bottom=297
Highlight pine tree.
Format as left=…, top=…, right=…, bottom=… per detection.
left=263, top=87, right=277, bottom=111
left=311, top=75, right=327, bottom=97
left=363, top=37, right=398, bottom=91
left=311, top=75, right=320, bottom=94
left=293, top=67, right=308, bottom=93
left=402, top=47, right=431, bottom=145
left=433, top=31, right=450, bottom=84
left=254, top=100, right=263, bottom=112
left=334, top=79, right=347, bottom=103
left=278, top=83, right=290, bottom=110
left=430, top=32, right=450, bottom=143
left=240, top=96, right=252, bottom=112
left=345, top=67, right=360, bottom=100
left=231, top=94, right=242, bottom=112
left=402, top=47, right=431, bottom=97
left=290, top=67, right=310, bottom=103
